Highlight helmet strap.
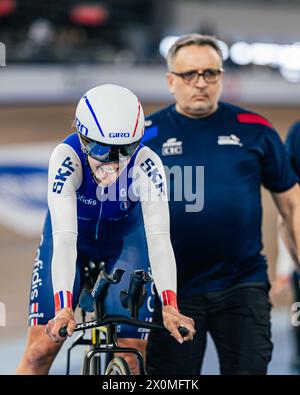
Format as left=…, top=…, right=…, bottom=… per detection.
left=84, top=152, right=98, bottom=184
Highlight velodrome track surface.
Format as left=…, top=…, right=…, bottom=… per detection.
left=0, top=104, right=299, bottom=374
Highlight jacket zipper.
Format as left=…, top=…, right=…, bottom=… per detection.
left=95, top=186, right=104, bottom=240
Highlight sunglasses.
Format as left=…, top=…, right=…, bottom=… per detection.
left=78, top=133, right=140, bottom=163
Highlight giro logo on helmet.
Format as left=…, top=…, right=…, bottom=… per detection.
left=76, top=117, right=88, bottom=136
left=109, top=132, right=130, bottom=138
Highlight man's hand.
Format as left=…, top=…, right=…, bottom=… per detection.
left=162, top=305, right=195, bottom=344
left=272, top=275, right=291, bottom=296
left=272, top=184, right=300, bottom=267
left=45, top=307, right=76, bottom=342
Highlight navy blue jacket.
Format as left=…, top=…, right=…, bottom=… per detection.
left=143, top=102, right=297, bottom=296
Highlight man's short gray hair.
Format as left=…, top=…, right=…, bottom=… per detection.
left=167, top=34, right=223, bottom=70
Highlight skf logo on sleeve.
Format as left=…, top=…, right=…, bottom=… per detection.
left=162, top=138, right=183, bottom=156
left=52, top=157, right=75, bottom=194
left=140, top=158, right=165, bottom=195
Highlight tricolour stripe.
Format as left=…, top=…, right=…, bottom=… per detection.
left=59, top=291, right=64, bottom=308
left=54, top=291, right=73, bottom=312
left=31, top=303, right=38, bottom=314
left=83, top=95, right=105, bottom=137
left=161, top=290, right=178, bottom=310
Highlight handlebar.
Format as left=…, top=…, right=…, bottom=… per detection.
left=79, top=267, right=125, bottom=313
left=92, top=267, right=125, bottom=298
left=59, top=316, right=190, bottom=339
left=59, top=328, right=67, bottom=337
left=178, top=325, right=189, bottom=337
left=120, top=269, right=152, bottom=319
left=59, top=267, right=190, bottom=340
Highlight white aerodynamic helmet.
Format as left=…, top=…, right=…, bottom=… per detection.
left=75, top=84, right=145, bottom=162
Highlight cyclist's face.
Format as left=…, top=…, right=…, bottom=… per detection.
left=167, top=45, right=223, bottom=118
left=88, top=156, right=120, bottom=185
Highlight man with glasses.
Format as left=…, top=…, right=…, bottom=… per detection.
left=144, top=34, right=300, bottom=374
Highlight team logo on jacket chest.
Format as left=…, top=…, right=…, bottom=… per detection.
left=217, top=134, right=243, bottom=147
left=162, top=138, right=183, bottom=156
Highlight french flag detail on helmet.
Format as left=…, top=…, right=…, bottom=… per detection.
left=132, top=102, right=142, bottom=138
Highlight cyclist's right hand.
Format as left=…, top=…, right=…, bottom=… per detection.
left=45, top=307, right=76, bottom=342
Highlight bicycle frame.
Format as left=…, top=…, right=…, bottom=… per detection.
left=63, top=267, right=185, bottom=375
left=73, top=315, right=165, bottom=375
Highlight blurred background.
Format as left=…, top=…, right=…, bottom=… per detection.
left=0, top=0, right=300, bottom=374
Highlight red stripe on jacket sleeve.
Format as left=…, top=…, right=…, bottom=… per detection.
left=237, top=113, right=273, bottom=128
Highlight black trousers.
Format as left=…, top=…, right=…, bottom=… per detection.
left=146, top=284, right=273, bottom=375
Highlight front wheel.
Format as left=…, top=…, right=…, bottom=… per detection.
left=104, top=356, right=131, bottom=375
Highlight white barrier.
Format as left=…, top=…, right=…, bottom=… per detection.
left=0, top=142, right=56, bottom=237
left=0, top=302, right=6, bottom=327
left=1, top=65, right=300, bottom=105
left=0, top=42, right=5, bottom=66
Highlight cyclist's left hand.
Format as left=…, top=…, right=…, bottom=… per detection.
left=162, top=305, right=195, bottom=343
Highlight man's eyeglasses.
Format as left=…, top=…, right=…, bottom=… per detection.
left=171, top=69, right=223, bottom=84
